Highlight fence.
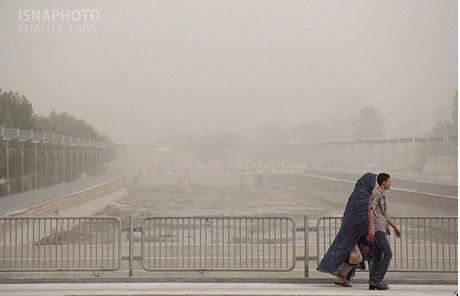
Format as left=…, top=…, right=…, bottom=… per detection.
left=0, top=215, right=456, bottom=276
left=0, top=217, right=121, bottom=271
left=316, top=216, right=458, bottom=273
left=141, top=217, right=296, bottom=272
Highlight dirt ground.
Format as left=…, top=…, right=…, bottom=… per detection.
left=98, top=174, right=457, bottom=225
left=98, top=175, right=352, bottom=225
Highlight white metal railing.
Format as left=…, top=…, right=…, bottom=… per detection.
left=0, top=215, right=456, bottom=276
left=316, top=216, right=458, bottom=273
left=0, top=217, right=121, bottom=271
left=140, top=216, right=297, bottom=272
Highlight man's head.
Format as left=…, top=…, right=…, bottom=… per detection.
left=377, top=173, right=391, bottom=190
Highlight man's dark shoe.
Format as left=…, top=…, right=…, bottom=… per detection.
left=369, top=279, right=389, bottom=288
left=369, top=281, right=389, bottom=290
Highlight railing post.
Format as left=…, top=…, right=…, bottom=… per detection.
left=6, top=140, right=10, bottom=196
left=129, top=215, right=134, bottom=277
left=304, top=215, right=309, bottom=278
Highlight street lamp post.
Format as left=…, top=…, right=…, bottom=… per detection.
left=18, top=130, right=33, bottom=192
left=64, top=136, right=72, bottom=183
left=44, top=144, right=48, bottom=186
left=55, top=135, right=65, bottom=183
left=32, top=132, right=45, bottom=190
left=34, top=143, right=37, bottom=189
left=44, top=133, right=55, bottom=185
left=76, top=146, right=80, bottom=179
left=53, top=145, right=58, bottom=184
left=70, top=144, right=74, bottom=182
left=20, top=141, right=24, bottom=192
left=82, top=147, right=86, bottom=177
left=62, top=145, right=66, bottom=183
left=3, top=128, right=20, bottom=196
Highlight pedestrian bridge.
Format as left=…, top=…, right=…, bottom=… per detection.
left=125, top=156, right=307, bottom=175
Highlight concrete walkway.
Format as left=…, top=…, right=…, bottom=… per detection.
left=0, top=283, right=456, bottom=296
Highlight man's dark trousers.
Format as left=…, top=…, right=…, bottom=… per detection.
left=370, top=231, right=392, bottom=283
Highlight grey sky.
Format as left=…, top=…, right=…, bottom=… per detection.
left=0, top=0, right=457, bottom=144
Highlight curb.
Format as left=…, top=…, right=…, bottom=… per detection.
left=0, top=277, right=456, bottom=285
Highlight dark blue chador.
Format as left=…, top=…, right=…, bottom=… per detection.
left=317, top=172, right=376, bottom=275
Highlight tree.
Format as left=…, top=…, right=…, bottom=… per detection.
left=351, top=106, right=386, bottom=140
left=0, top=90, right=35, bottom=129
left=35, top=111, right=110, bottom=141
left=411, top=90, right=457, bottom=176
left=0, top=89, right=112, bottom=196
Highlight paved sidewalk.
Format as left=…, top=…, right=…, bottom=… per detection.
left=0, top=283, right=456, bottom=296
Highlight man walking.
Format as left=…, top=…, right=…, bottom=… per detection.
left=368, top=173, right=400, bottom=290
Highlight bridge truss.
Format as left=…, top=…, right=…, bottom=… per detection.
left=125, top=156, right=306, bottom=175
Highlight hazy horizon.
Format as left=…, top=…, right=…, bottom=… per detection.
left=0, top=0, right=457, bottom=144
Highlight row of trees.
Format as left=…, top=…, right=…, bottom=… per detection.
left=0, top=89, right=113, bottom=196
left=255, top=105, right=387, bottom=157
left=0, top=90, right=109, bottom=140
left=154, top=105, right=388, bottom=162
left=411, top=91, right=458, bottom=176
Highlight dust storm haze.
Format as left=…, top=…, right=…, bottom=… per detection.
left=0, top=2, right=458, bottom=283
left=0, top=0, right=457, bottom=145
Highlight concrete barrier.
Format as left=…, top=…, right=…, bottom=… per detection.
left=8, top=175, right=127, bottom=217
left=264, top=174, right=457, bottom=216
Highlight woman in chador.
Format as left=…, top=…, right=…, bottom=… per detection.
left=317, top=172, right=376, bottom=287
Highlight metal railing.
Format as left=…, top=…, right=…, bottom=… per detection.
left=0, top=215, right=456, bottom=276
left=140, top=217, right=296, bottom=272
left=0, top=217, right=121, bottom=271
left=316, top=216, right=458, bottom=273
left=390, top=217, right=457, bottom=272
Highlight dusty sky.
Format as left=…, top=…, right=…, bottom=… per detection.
left=0, top=0, right=457, bottom=144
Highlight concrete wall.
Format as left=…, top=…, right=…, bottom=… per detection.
left=301, top=169, right=457, bottom=197
left=264, top=174, right=458, bottom=216
left=1, top=170, right=125, bottom=216
left=10, top=176, right=127, bottom=217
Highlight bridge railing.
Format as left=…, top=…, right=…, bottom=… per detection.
left=0, top=215, right=456, bottom=276
left=316, top=216, right=458, bottom=273
left=140, top=216, right=296, bottom=272
left=0, top=217, right=122, bottom=272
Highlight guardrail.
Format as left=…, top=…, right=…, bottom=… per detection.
left=0, top=215, right=456, bottom=276
left=140, top=217, right=296, bottom=272
left=316, top=216, right=458, bottom=273
left=0, top=217, right=121, bottom=271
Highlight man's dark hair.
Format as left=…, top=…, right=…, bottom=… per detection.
left=377, top=173, right=390, bottom=185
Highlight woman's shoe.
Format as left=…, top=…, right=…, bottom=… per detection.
left=334, top=280, right=352, bottom=287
